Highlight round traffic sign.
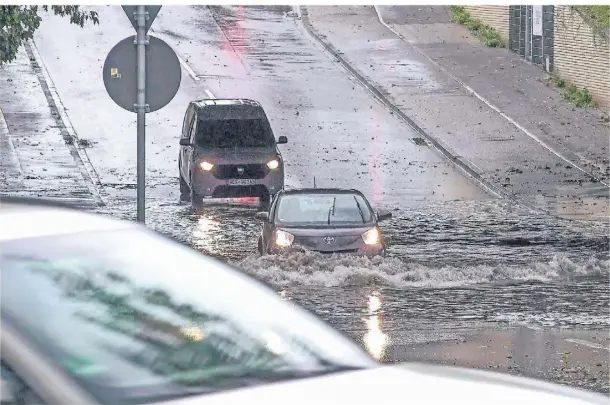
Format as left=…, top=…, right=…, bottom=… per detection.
left=103, top=35, right=182, bottom=113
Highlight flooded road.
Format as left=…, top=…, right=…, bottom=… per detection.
left=92, top=197, right=609, bottom=393
left=95, top=199, right=609, bottom=326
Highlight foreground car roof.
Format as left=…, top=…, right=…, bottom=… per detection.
left=0, top=198, right=133, bottom=242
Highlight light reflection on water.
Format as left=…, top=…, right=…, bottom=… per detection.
left=362, top=291, right=389, bottom=360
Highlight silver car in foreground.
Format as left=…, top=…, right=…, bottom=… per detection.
left=178, top=99, right=287, bottom=209
left=0, top=198, right=606, bottom=405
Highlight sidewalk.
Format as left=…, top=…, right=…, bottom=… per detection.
left=0, top=45, right=99, bottom=207
left=379, top=5, right=609, bottom=182
left=305, top=6, right=609, bottom=220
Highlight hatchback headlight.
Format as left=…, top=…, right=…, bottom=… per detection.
left=267, top=158, right=280, bottom=170
left=362, top=228, right=380, bottom=245
left=200, top=161, right=214, bottom=171
left=274, top=230, right=294, bottom=247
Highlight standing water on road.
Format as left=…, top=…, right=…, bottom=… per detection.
left=95, top=198, right=609, bottom=330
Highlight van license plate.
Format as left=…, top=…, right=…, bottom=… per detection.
left=228, top=179, right=256, bottom=186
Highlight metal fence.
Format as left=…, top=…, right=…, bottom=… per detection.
left=509, top=5, right=555, bottom=72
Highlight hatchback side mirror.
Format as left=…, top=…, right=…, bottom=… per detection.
left=179, top=138, right=192, bottom=146
left=255, top=212, right=269, bottom=221
left=277, top=136, right=288, bottom=144
left=377, top=209, right=392, bottom=222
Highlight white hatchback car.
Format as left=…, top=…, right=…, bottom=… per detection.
left=0, top=198, right=606, bottom=405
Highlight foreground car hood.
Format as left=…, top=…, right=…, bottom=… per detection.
left=162, top=364, right=607, bottom=405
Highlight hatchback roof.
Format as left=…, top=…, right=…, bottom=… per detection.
left=281, top=188, right=366, bottom=196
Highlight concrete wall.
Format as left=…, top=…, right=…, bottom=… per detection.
left=554, top=6, right=610, bottom=110
left=464, top=6, right=510, bottom=44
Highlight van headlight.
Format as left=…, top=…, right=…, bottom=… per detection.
left=267, top=158, right=280, bottom=170
left=274, top=230, right=294, bottom=247
left=362, top=228, right=380, bottom=245
left=200, top=161, right=214, bottom=171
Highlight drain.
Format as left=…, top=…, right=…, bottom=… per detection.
left=411, top=137, right=428, bottom=146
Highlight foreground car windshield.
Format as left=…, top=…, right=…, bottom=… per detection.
left=1, top=229, right=374, bottom=405
left=196, top=118, right=275, bottom=148
left=276, top=193, right=374, bottom=227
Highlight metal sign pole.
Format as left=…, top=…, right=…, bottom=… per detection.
left=105, top=7, right=181, bottom=223
left=135, top=5, right=148, bottom=223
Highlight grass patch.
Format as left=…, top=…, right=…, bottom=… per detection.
left=550, top=75, right=597, bottom=108
left=449, top=6, right=504, bottom=47
left=560, top=86, right=596, bottom=108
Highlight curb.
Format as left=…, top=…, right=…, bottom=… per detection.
left=297, top=6, right=507, bottom=201
left=25, top=40, right=106, bottom=207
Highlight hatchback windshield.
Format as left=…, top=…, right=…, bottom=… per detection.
left=1, top=230, right=374, bottom=405
left=196, top=118, right=275, bottom=148
left=276, top=193, right=375, bottom=227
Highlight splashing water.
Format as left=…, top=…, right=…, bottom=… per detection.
left=234, top=251, right=609, bottom=288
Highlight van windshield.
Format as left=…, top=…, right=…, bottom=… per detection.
left=196, top=119, right=275, bottom=148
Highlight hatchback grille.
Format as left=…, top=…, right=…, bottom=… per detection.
left=317, top=249, right=359, bottom=254
left=214, top=164, right=268, bottom=179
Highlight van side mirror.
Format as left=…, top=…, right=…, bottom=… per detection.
left=377, top=209, right=392, bottom=222
left=277, top=136, right=288, bottom=144
left=255, top=212, right=269, bottom=221
left=179, top=138, right=192, bottom=146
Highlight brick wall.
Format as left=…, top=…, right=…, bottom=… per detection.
left=554, top=6, right=610, bottom=110
left=464, top=6, right=510, bottom=44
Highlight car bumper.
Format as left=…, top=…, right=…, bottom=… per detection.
left=267, top=244, right=385, bottom=258
left=192, top=169, right=284, bottom=198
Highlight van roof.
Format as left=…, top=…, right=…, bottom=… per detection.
left=193, top=99, right=262, bottom=108
left=193, top=99, right=268, bottom=120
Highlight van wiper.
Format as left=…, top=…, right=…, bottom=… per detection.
left=353, top=196, right=365, bottom=223
left=327, top=197, right=336, bottom=225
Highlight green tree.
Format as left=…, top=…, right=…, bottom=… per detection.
left=0, top=5, right=99, bottom=66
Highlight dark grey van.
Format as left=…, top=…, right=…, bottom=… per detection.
left=178, top=99, right=287, bottom=208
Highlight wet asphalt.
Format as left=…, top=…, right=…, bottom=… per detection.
left=3, top=4, right=607, bottom=394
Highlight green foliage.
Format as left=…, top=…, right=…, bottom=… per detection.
left=571, top=5, right=610, bottom=42
left=561, top=85, right=597, bottom=108
left=0, top=6, right=99, bottom=66
left=550, top=75, right=565, bottom=88
left=449, top=6, right=470, bottom=25
left=449, top=6, right=504, bottom=48
left=549, top=74, right=597, bottom=108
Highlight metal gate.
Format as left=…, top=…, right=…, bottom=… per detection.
left=509, top=5, right=555, bottom=72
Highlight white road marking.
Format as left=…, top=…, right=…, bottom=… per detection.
left=566, top=339, right=610, bottom=351
left=176, top=54, right=200, bottom=82
left=149, top=27, right=199, bottom=82
left=373, top=6, right=609, bottom=188
left=204, top=89, right=216, bottom=99
left=0, top=108, right=23, bottom=174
